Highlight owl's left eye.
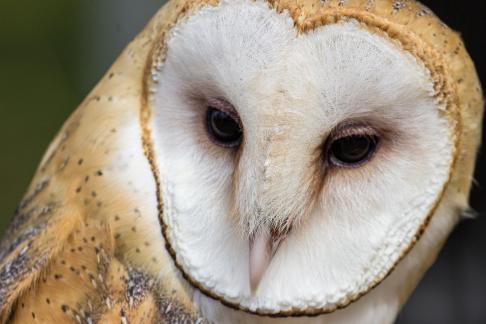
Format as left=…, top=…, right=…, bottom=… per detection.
left=326, top=124, right=379, bottom=168
left=205, top=100, right=243, bottom=148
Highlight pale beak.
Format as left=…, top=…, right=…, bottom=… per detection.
left=249, top=227, right=287, bottom=293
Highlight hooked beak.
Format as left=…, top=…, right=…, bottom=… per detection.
left=249, top=227, right=288, bottom=293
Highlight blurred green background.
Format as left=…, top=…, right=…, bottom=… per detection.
left=0, top=1, right=485, bottom=323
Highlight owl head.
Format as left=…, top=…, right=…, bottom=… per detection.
left=130, top=0, right=483, bottom=317
left=3, top=0, right=481, bottom=322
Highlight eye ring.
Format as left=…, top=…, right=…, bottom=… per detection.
left=326, top=124, right=380, bottom=168
left=204, top=99, right=243, bottom=148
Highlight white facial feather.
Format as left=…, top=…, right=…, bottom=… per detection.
left=149, top=0, right=455, bottom=318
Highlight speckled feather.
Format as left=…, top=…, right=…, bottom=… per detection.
left=0, top=0, right=482, bottom=323
left=0, top=1, right=206, bottom=321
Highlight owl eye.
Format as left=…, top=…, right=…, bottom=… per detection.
left=327, top=126, right=379, bottom=167
left=205, top=101, right=243, bottom=148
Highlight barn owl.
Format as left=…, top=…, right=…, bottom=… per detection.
left=0, top=0, right=483, bottom=323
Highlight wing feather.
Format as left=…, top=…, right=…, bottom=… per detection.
left=0, top=180, right=81, bottom=322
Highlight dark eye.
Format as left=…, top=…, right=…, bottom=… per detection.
left=205, top=105, right=243, bottom=148
left=329, top=134, right=378, bottom=167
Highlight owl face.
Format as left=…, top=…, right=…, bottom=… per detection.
left=147, top=0, right=456, bottom=316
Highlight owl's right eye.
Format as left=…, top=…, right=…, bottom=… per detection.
left=205, top=100, right=243, bottom=148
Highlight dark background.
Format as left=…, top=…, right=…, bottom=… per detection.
left=0, top=1, right=484, bottom=323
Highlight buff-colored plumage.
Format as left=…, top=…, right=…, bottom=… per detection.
left=0, top=0, right=482, bottom=323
